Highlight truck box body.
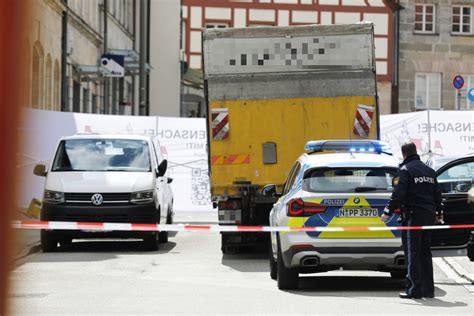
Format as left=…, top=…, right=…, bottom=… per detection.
left=202, top=23, right=379, bottom=251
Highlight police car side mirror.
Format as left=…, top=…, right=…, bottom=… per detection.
left=262, top=184, right=278, bottom=197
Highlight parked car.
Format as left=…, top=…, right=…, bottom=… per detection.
left=425, top=155, right=463, bottom=171
left=430, top=155, right=474, bottom=262
left=33, top=134, right=174, bottom=252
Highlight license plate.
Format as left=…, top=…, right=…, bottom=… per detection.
left=338, top=208, right=378, bottom=217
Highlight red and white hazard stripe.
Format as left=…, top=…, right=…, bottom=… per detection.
left=11, top=220, right=474, bottom=232
left=353, top=104, right=375, bottom=138
left=211, top=108, right=229, bottom=140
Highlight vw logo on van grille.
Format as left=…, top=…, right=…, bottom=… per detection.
left=91, top=193, right=104, bottom=206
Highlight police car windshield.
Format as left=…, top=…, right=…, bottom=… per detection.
left=51, top=139, right=152, bottom=172
left=302, top=167, right=398, bottom=193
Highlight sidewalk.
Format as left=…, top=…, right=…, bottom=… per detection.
left=443, top=256, right=474, bottom=283
left=13, top=211, right=41, bottom=261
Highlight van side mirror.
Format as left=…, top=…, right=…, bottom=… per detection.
left=156, top=159, right=168, bottom=177
left=33, top=164, right=47, bottom=177
left=167, top=177, right=173, bottom=184
left=261, top=184, right=278, bottom=197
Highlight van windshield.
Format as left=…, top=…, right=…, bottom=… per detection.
left=51, top=139, right=151, bottom=172
left=302, top=167, right=398, bottom=193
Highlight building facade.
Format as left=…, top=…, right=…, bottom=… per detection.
left=26, top=0, right=147, bottom=116
left=398, top=0, right=474, bottom=112
left=149, top=0, right=181, bottom=117
left=181, top=0, right=400, bottom=115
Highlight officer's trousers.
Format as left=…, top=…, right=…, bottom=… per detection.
left=404, top=211, right=436, bottom=297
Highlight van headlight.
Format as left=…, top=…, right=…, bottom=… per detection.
left=43, top=190, right=65, bottom=204
left=131, top=190, right=154, bottom=204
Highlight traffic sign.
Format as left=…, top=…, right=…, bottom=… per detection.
left=453, top=75, right=464, bottom=90
left=468, top=88, right=474, bottom=103
left=100, top=54, right=125, bottom=77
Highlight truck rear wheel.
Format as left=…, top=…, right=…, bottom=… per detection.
left=277, top=239, right=298, bottom=290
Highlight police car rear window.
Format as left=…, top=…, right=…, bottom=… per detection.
left=302, top=167, right=398, bottom=193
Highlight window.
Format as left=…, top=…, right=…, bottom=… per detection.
left=52, top=139, right=151, bottom=172
left=452, top=6, right=473, bottom=34
left=45, top=55, right=52, bottom=110
left=414, top=4, right=436, bottom=33
left=302, top=168, right=397, bottom=193
left=205, top=23, right=229, bottom=29
left=282, top=162, right=300, bottom=195
left=415, top=73, right=441, bottom=109
left=31, top=41, right=44, bottom=109
left=437, top=161, right=474, bottom=194
left=455, top=75, right=474, bottom=109
left=53, top=61, right=60, bottom=111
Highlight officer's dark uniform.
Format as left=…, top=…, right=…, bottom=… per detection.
left=385, top=154, right=442, bottom=298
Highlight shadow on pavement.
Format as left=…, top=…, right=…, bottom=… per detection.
left=27, top=240, right=177, bottom=263
left=221, top=243, right=269, bottom=272
left=221, top=252, right=268, bottom=272
left=415, top=295, right=468, bottom=308
left=292, top=275, right=406, bottom=296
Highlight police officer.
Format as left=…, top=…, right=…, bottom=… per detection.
left=381, top=142, right=442, bottom=299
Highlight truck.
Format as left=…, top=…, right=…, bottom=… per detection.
left=202, top=23, right=380, bottom=254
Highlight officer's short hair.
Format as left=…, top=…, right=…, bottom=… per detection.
left=401, top=142, right=417, bottom=157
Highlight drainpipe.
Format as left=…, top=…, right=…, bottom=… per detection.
left=103, top=0, right=109, bottom=114
left=139, top=0, right=147, bottom=115
left=391, top=5, right=401, bottom=114
left=60, top=0, right=68, bottom=112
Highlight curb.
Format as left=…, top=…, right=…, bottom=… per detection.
left=442, top=257, right=474, bottom=284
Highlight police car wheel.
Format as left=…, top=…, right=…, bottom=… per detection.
left=40, top=230, right=58, bottom=253
left=468, top=244, right=474, bottom=262
left=276, top=238, right=298, bottom=289
left=269, top=242, right=277, bottom=280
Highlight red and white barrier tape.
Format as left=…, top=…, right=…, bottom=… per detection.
left=10, top=220, right=474, bottom=232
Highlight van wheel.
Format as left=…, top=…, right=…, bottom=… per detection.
left=41, top=231, right=58, bottom=253
left=143, top=233, right=159, bottom=251
left=277, top=237, right=298, bottom=290
left=159, top=209, right=172, bottom=243
left=390, top=270, right=406, bottom=279
left=60, top=238, right=72, bottom=247
left=269, top=242, right=277, bottom=280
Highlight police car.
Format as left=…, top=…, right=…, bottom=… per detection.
left=268, top=140, right=404, bottom=290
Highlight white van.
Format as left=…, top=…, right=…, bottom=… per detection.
left=33, top=134, right=174, bottom=252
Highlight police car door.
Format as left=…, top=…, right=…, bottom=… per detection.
left=431, top=156, right=474, bottom=259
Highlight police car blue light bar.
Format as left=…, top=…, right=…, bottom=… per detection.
left=304, top=140, right=392, bottom=155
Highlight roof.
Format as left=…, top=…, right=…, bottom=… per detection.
left=301, top=152, right=398, bottom=169
left=62, top=133, right=154, bottom=141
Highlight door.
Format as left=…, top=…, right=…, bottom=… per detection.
left=431, top=156, right=474, bottom=250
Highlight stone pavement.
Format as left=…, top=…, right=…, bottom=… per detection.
left=11, top=211, right=474, bottom=285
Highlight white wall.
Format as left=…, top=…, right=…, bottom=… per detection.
left=149, top=0, right=181, bottom=117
